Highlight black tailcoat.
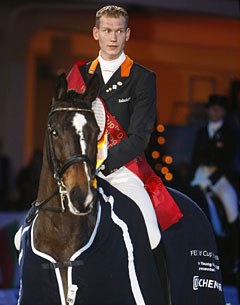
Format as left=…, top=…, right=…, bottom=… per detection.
left=190, top=121, right=238, bottom=184
left=78, top=58, right=156, bottom=175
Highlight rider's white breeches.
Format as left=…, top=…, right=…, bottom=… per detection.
left=98, top=166, right=161, bottom=249
left=210, top=176, right=239, bottom=223
left=191, top=166, right=239, bottom=224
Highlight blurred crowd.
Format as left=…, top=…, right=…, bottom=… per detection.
left=166, top=81, right=240, bottom=289
left=0, top=148, right=43, bottom=212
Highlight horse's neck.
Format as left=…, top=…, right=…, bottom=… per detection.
left=34, top=211, right=91, bottom=260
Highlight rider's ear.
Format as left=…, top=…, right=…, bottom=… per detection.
left=53, top=72, right=68, bottom=102
left=83, top=73, right=100, bottom=104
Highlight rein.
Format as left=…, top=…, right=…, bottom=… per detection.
left=26, top=106, right=96, bottom=221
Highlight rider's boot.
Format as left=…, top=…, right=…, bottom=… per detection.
left=227, top=217, right=239, bottom=274
left=152, top=242, right=172, bottom=305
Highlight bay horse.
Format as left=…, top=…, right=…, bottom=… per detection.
left=17, top=73, right=100, bottom=305
left=16, top=73, right=225, bottom=305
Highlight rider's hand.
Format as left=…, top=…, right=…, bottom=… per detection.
left=198, top=178, right=212, bottom=191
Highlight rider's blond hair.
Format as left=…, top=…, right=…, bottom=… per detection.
left=95, top=5, right=129, bottom=29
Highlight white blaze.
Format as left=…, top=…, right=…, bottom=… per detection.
left=72, top=113, right=87, bottom=154
left=69, top=112, right=93, bottom=214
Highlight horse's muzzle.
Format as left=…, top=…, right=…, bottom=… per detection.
left=68, top=186, right=96, bottom=215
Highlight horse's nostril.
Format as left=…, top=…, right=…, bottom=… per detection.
left=69, top=186, right=92, bottom=213
left=70, top=186, right=86, bottom=203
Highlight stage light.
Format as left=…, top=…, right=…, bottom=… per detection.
left=157, top=136, right=165, bottom=145
left=156, top=124, right=165, bottom=133
left=165, top=172, right=173, bottom=181
left=151, top=150, right=160, bottom=159
left=163, top=155, right=173, bottom=164
left=161, top=166, right=169, bottom=174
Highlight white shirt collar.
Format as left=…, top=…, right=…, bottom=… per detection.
left=98, top=52, right=126, bottom=73
left=208, top=120, right=223, bottom=138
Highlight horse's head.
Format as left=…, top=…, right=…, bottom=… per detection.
left=45, top=73, right=100, bottom=215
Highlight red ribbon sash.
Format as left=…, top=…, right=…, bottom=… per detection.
left=67, top=63, right=183, bottom=230
left=103, top=108, right=183, bottom=230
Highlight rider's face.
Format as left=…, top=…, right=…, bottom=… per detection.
left=208, top=105, right=226, bottom=122
left=93, top=16, right=130, bottom=61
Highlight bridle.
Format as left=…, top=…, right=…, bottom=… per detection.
left=48, top=107, right=95, bottom=184
left=26, top=106, right=97, bottom=222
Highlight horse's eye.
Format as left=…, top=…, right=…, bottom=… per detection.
left=52, top=130, right=58, bottom=136
left=48, top=125, right=58, bottom=136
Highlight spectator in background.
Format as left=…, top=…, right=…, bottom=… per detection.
left=189, top=94, right=239, bottom=276
left=15, top=150, right=43, bottom=210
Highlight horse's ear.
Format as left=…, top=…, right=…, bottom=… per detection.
left=54, top=72, right=68, bottom=102
left=83, top=74, right=100, bottom=104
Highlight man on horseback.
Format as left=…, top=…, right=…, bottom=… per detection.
left=67, top=5, right=182, bottom=252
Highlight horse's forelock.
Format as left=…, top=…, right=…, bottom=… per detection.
left=55, top=90, right=92, bottom=110
left=64, top=90, right=82, bottom=102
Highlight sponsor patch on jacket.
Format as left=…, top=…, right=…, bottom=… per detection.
left=118, top=97, right=131, bottom=103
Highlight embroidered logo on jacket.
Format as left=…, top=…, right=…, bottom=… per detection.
left=118, top=97, right=131, bottom=103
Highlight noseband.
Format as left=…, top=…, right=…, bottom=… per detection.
left=26, top=106, right=96, bottom=222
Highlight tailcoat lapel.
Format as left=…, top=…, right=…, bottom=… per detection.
left=88, top=56, right=134, bottom=102
left=100, top=69, right=129, bottom=102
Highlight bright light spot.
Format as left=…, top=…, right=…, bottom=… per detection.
left=157, top=136, right=165, bottom=145
left=163, top=155, right=173, bottom=164
left=165, top=172, right=173, bottom=181
left=161, top=166, right=169, bottom=174
left=156, top=124, right=165, bottom=133
left=152, top=150, right=160, bottom=159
